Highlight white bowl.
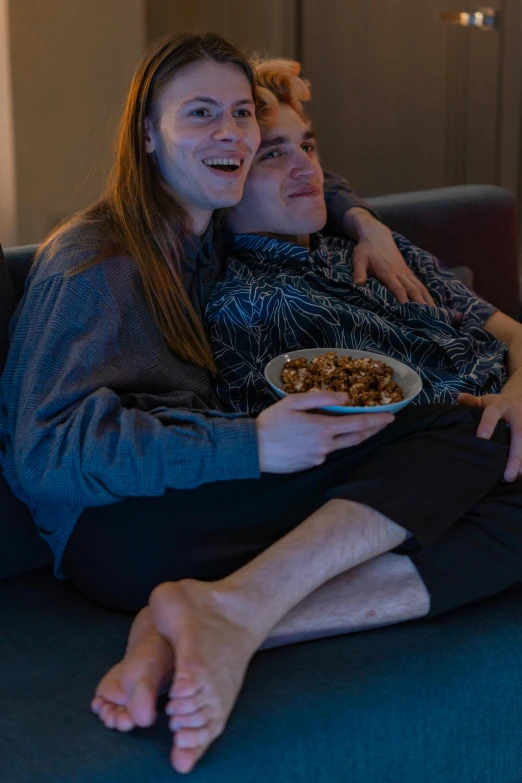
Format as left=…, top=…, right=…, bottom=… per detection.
left=264, top=348, right=422, bottom=414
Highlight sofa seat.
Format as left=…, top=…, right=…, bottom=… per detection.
left=2, top=566, right=522, bottom=783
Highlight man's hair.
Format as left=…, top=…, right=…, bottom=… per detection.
left=39, top=33, right=257, bottom=372
left=253, top=58, right=312, bottom=125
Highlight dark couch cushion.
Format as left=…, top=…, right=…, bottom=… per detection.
left=2, top=566, right=522, bottom=783
left=0, top=243, right=52, bottom=578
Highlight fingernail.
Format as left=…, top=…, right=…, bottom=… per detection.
left=505, top=471, right=516, bottom=483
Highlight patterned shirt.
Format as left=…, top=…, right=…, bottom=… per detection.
left=206, top=232, right=508, bottom=416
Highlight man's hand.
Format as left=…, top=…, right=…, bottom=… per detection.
left=343, top=208, right=435, bottom=306
left=458, top=392, right=522, bottom=482
left=256, top=390, right=395, bottom=473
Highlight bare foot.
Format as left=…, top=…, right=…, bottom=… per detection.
left=149, top=580, right=262, bottom=774
left=91, top=607, right=174, bottom=732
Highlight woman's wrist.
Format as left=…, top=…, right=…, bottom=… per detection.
left=342, top=207, right=383, bottom=241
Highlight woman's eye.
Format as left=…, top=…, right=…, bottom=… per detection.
left=191, top=109, right=210, bottom=117
left=235, top=109, right=252, bottom=118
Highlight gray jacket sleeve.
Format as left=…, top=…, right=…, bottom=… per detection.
left=3, top=271, right=260, bottom=509
left=322, top=169, right=380, bottom=236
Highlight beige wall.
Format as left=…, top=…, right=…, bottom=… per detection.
left=0, top=0, right=17, bottom=246
left=146, top=0, right=296, bottom=58
left=7, top=0, right=146, bottom=245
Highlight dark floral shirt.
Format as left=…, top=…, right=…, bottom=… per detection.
left=206, top=232, right=508, bottom=416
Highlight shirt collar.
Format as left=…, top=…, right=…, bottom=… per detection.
left=182, top=220, right=215, bottom=268
left=232, top=232, right=329, bottom=264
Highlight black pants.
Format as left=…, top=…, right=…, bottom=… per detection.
left=63, top=404, right=522, bottom=616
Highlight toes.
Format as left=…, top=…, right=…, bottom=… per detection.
left=175, top=727, right=210, bottom=750
left=114, top=706, right=135, bottom=732
left=166, top=690, right=209, bottom=716
left=97, top=701, right=135, bottom=733
left=99, top=701, right=119, bottom=729
left=94, top=668, right=127, bottom=706
left=169, top=705, right=213, bottom=731
left=171, top=746, right=201, bottom=775
left=91, top=696, right=105, bottom=715
left=171, top=736, right=215, bottom=774
left=128, top=680, right=158, bottom=728
left=169, top=672, right=203, bottom=699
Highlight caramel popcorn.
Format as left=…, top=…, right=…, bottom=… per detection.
left=281, top=352, right=404, bottom=406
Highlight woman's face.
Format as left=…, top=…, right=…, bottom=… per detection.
left=144, top=60, right=261, bottom=234
left=227, top=103, right=327, bottom=237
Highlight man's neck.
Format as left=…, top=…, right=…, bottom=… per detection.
left=250, top=232, right=310, bottom=248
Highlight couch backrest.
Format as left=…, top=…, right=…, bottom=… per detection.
left=4, top=244, right=38, bottom=301
left=368, top=184, right=520, bottom=319
left=5, top=184, right=520, bottom=317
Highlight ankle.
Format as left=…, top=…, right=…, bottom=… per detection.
left=207, top=577, right=275, bottom=647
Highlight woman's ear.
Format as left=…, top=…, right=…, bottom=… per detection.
left=144, top=117, right=155, bottom=154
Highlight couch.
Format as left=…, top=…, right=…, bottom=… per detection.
left=2, top=184, right=522, bottom=783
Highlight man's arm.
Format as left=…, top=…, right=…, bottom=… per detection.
left=322, top=171, right=434, bottom=305
left=322, top=170, right=379, bottom=233
left=458, top=310, right=522, bottom=482
left=485, top=312, right=522, bottom=390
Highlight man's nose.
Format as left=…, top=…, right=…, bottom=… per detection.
left=212, top=114, right=242, bottom=143
left=291, top=151, right=316, bottom=178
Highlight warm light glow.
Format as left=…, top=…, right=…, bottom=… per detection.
left=460, top=12, right=470, bottom=25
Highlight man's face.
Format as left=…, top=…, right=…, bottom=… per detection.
left=144, top=60, right=260, bottom=233
left=227, top=103, right=327, bottom=237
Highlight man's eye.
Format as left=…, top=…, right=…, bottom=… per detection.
left=303, top=144, right=316, bottom=154
left=262, top=150, right=281, bottom=160
left=191, top=109, right=210, bottom=117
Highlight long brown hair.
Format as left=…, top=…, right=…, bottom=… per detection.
left=39, top=32, right=257, bottom=371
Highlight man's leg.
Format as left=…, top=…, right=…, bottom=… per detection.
left=261, top=551, right=429, bottom=648
left=148, top=498, right=408, bottom=773
left=93, top=500, right=408, bottom=739
left=86, top=405, right=511, bottom=761
left=92, top=551, right=427, bottom=730
left=127, top=410, right=517, bottom=773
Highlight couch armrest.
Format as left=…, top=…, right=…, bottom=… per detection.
left=367, top=185, right=520, bottom=319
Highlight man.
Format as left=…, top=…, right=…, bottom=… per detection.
left=208, top=56, right=522, bottom=478
left=87, top=56, right=522, bottom=775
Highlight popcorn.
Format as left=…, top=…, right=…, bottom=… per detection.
left=281, top=351, right=404, bottom=406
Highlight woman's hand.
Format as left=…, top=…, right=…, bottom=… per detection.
left=343, top=208, right=435, bottom=306
left=256, top=390, right=394, bottom=473
left=458, top=392, right=522, bottom=482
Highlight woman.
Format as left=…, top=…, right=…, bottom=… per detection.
left=0, top=32, right=401, bottom=592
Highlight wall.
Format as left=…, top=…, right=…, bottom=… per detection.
left=6, top=0, right=146, bottom=245
left=0, top=0, right=17, bottom=246
left=146, top=0, right=296, bottom=58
